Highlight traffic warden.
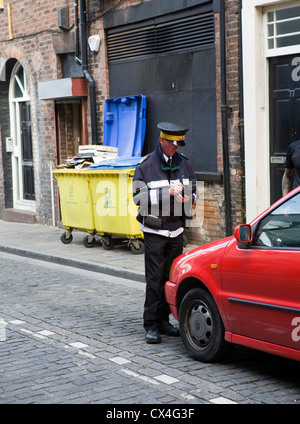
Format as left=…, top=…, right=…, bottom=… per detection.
left=133, top=122, right=197, bottom=344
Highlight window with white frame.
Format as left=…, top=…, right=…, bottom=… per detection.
left=267, top=5, right=300, bottom=50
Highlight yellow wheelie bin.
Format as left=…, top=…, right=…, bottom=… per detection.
left=53, top=169, right=96, bottom=247
left=53, top=159, right=144, bottom=253
left=88, top=157, right=144, bottom=254
left=54, top=94, right=146, bottom=252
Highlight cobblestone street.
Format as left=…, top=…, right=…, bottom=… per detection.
left=1, top=251, right=300, bottom=405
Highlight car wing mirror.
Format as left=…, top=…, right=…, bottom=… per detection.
left=234, top=224, right=252, bottom=245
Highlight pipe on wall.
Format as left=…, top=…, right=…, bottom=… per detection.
left=78, top=0, right=98, bottom=145
left=219, top=0, right=232, bottom=236
left=239, top=0, right=245, bottom=220
left=74, top=0, right=80, bottom=64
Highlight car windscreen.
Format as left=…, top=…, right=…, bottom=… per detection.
left=253, top=192, right=300, bottom=248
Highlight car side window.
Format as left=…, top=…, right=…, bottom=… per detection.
left=253, top=192, right=300, bottom=248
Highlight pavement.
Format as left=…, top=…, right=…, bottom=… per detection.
left=0, top=220, right=196, bottom=283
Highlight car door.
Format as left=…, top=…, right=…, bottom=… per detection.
left=221, top=191, right=300, bottom=350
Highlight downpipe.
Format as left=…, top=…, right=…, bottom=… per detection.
left=79, top=0, right=98, bottom=144
left=219, top=0, right=232, bottom=236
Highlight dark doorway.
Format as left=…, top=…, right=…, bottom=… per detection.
left=55, top=101, right=83, bottom=165
left=269, top=55, right=300, bottom=203
left=20, top=102, right=35, bottom=200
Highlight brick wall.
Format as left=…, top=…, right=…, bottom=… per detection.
left=0, top=0, right=243, bottom=242
left=0, top=0, right=73, bottom=224
left=0, top=124, right=4, bottom=212
left=225, top=0, right=245, bottom=230
left=187, top=1, right=243, bottom=245
left=0, top=77, right=13, bottom=211
left=88, top=0, right=243, bottom=245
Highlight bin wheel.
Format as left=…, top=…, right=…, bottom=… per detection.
left=102, top=236, right=115, bottom=250
left=61, top=231, right=73, bottom=244
left=83, top=235, right=96, bottom=248
left=130, top=239, right=145, bottom=255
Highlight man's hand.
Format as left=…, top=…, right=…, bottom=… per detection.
left=282, top=168, right=293, bottom=196
left=169, top=182, right=184, bottom=196
left=175, top=193, right=190, bottom=203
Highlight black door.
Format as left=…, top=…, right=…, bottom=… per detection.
left=269, top=55, right=300, bottom=203
left=20, top=102, right=35, bottom=200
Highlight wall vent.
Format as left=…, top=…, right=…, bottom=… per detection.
left=106, top=12, right=215, bottom=63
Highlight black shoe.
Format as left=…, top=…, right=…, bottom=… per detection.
left=145, top=329, right=161, bottom=344
left=159, top=320, right=180, bottom=337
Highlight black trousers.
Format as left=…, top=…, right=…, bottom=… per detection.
left=143, top=231, right=183, bottom=331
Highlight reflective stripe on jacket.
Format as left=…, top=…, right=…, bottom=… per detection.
left=132, top=142, right=197, bottom=233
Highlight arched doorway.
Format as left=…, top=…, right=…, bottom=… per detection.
left=9, top=62, right=35, bottom=211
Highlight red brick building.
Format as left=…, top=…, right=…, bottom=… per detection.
left=0, top=0, right=244, bottom=245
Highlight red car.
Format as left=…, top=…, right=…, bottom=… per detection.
left=165, top=187, right=300, bottom=363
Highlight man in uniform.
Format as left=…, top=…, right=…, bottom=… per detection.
left=133, top=122, right=197, bottom=344
left=282, top=139, right=300, bottom=196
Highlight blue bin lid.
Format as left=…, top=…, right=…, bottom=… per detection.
left=89, top=156, right=143, bottom=169
left=103, top=94, right=146, bottom=157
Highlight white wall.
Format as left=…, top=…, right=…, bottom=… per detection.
left=241, top=0, right=298, bottom=222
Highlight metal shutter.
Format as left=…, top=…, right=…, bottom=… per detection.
left=107, top=12, right=215, bottom=63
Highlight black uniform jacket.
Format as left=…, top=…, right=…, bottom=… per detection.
left=132, top=142, right=197, bottom=232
